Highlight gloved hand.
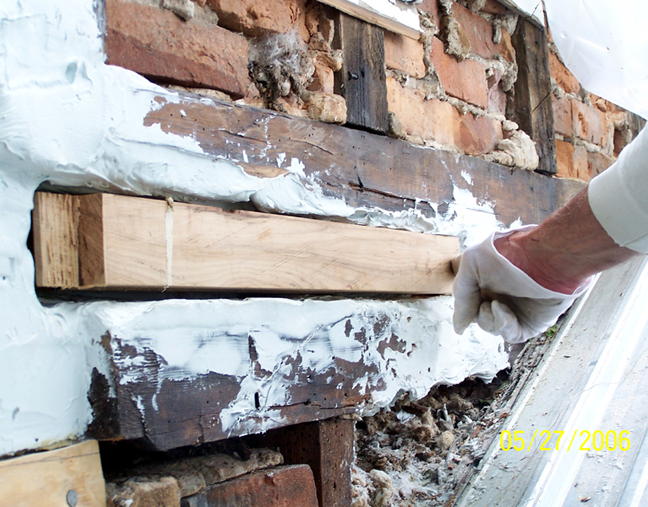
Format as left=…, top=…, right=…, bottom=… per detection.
left=452, top=226, right=591, bottom=343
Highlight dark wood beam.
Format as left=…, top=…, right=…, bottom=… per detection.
left=144, top=93, right=583, bottom=225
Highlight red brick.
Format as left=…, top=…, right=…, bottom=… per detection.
left=193, top=465, right=318, bottom=507
left=457, top=113, right=503, bottom=155
left=572, top=100, right=613, bottom=148
left=587, top=151, right=615, bottom=178
left=549, top=51, right=580, bottom=94
left=452, top=3, right=515, bottom=61
left=386, top=77, right=501, bottom=155
left=384, top=32, right=427, bottom=78
left=487, top=68, right=507, bottom=115
left=555, top=139, right=577, bottom=179
left=430, top=37, right=488, bottom=108
left=552, top=96, right=573, bottom=137
left=387, top=77, right=459, bottom=147
left=573, top=144, right=589, bottom=180
left=419, top=0, right=441, bottom=27
left=206, top=0, right=309, bottom=39
left=105, top=0, right=250, bottom=98
left=482, top=0, right=509, bottom=14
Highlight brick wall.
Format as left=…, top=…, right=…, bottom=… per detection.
left=104, top=0, right=643, bottom=181
left=548, top=42, right=642, bottom=180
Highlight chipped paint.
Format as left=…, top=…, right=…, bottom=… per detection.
left=0, top=0, right=511, bottom=456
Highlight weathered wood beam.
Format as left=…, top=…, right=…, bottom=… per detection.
left=317, top=0, right=421, bottom=39
left=511, top=18, right=557, bottom=175
left=144, top=94, right=584, bottom=227
left=0, top=440, right=106, bottom=505
left=333, top=12, right=389, bottom=133
left=33, top=191, right=458, bottom=294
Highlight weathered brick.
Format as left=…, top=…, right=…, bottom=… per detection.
left=387, top=77, right=458, bottom=147
left=587, top=151, right=615, bottom=178
left=452, top=2, right=515, bottom=61
left=549, top=51, right=580, bottom=94
left=107, top=476, right=181, bottom=507
left=206, top=0, right=309, bottom=39
left=106, top=0, right=250, bottom=98
left=430, top=37, right=488, bottom=108
left=552, top=96, right=573, bottom=137
left=555, top=139, right=576, bottom=179
left=572, top=100, right=613, bottom=148
left=309, top=60, right=335, bottom=94
left=419, top=0, right=441, bottom=27
left=457, top=113, right=503, bottom=155
left=482, top=0, right=509, bottom=14
left=387, top=77, right=501, bottom=155
left=183, top=465, right=318, bottom=507
left=487, top=69, right=507, bottom=115
left=384, top=32, right=427, bottom=78
left=572, top=145, right=590, bottom=180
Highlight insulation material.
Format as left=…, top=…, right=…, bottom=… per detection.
left=0, top=0, right=515, bottom=456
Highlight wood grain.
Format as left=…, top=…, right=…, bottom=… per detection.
left=32, top=192, right=80, bottom=288
left=334, top=12, right=389, bottom=133
left=34, top=191, right=458, bottom=294
left=317, top=0, right=421, bottom=39
left=0, top=440, right=106, bottom=506
left=144, top=94, right=584, bottom=228
left=511, top=18, right=556, bottom=175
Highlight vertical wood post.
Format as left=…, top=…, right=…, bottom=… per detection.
left=511, top=18, right=556, bottom=175
left=334, top=13, right=389, bottom=133
left=262, top=417, right=354, bottom=507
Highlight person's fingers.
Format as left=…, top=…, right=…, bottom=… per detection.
left=452, top=269, right=482, bottom=335
left=476, top=300, right=523, bottom=342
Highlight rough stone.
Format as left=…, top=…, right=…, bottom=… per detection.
left=430, top=37, right=488, bottom=108
left=384, top=32, right=427, bottom=78
left=105, top=0, right=250, bottom=97
left=161, top=0, right=195, bottom=20
left=106, top=476, right=181, bottom=507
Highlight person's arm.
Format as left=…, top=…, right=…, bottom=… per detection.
left=494, top=188, right=638, bottom=295
left=453, top=126, right=648, bottom=343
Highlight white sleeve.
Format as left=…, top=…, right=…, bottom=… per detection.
left=588, top=126, right=648, bottom=253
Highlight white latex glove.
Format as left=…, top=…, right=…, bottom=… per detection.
left=453, top=227, right=591, bottom=343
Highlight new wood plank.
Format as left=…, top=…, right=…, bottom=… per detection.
left=32, top=192, right=80, bottom=288
left=317, top=0, right=421, bottom=39
left=0, top=440, right=106, bottom=506
left=34, top=192, right=458, bottom=294
left=511, top=18, right=557, bottom=175
left=334, top=13, right=389, bottom=133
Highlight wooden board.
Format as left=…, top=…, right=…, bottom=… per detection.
left=511, top=18, right=557, bottom=175
left=0, top=440, right=106, bottom=506
left=317, top=0, right=421, bottom=39
left=144, top=93, right=584, bottom=227
left=33, top=192, right=458, bottom=294
left=334, top=13, right=389, bottom=133
left=33, top=192, right=81, bottom=288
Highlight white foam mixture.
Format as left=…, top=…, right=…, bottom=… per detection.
left=0, top=0, right=514, bottom=455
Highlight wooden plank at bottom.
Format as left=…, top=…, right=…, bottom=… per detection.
left=0, top=440, right=106, bottom=506
left=33, top=191, right=458, bottom=294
